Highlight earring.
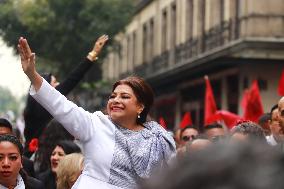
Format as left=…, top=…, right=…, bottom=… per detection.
left=137, top=114, right=140, bottom=119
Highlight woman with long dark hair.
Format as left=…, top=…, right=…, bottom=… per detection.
left=37, top=140, right=81, bottom=189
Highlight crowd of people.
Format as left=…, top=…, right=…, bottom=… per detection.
left=0, top=34, right=284, bottom=189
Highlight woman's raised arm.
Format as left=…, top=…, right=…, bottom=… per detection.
left=18, top=37, right=43, bottom=91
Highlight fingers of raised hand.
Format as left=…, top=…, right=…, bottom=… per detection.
left=96, top=34, right=109, bottom=47
left=98, top=34, right=109, bottom=42
left=18, top=44, right=28, bottom=61
left=29, top=53, right=36, bottom=63
left=18, top=37, right=32, bottom=58
left=17, top=44, right=24, bottom=58
left=22, top=38, right=32, bottom=57
left=18, top=37, right=35, bottom=64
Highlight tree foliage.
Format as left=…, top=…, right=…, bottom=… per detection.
left=0, top=0, right=134, bottom=80
left=0, top=86, right=20, bottom=116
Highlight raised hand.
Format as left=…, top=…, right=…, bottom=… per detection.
left=87, top=34, right=109, bottom=61
left=18, top=37, right=42, bottom=91
left=18, top=37, right=36, bottom=76
left=94, top=34, right=109, bottom=55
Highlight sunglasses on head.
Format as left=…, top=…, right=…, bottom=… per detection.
left=182, top=135, right=196, bottom=142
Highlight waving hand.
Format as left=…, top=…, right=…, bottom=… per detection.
left=18, top=37, right=42, bottom=91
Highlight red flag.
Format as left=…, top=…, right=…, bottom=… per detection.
left=29, top=138, right=38, bottom=152
left=207, top=110, right=242, bottom=129
left=242, top=80, right=264, bottom=123
left=159, top=117, right=167, bottom=129
left=241, top=89, right=249, bottom=110
left=180, top=112, right=193, bottom=129
left=204, top=76, right=217, bottom=125
left=278, top=70, right=284, bottom=96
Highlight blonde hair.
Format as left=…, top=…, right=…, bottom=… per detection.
left=56, top=153, right=84, bottom=189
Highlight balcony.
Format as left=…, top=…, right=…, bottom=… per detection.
left=175, top=38, right=198, bottom=65
left=120, top=14, right=284, bottom=81
left=204, top=20, right=232, bottom=51
left=126, top=19, right=239, bottom=79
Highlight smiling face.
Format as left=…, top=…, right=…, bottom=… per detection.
left=0, top=141, right=22, bottom=188
left=50, top=146, right=65, bottom=173
left=107, top=84, right=144, bottom=127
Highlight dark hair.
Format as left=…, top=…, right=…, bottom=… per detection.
left=0, top=135, right=32, bottom=188
left=258, top=113, right=271, bottom=125
left=0, top=134, right=23, bottom=155
left=0, top=118, right=13, bottom=131
left=141, top=142, right=284, bottom=189
left=35, top=119, right=75, bottom=172
left=270, top=104, right=278, bottom=120
left=258, top=113, right=271, bottom=133
left=180, top=125, right=199, bottom=139
left=41, top=73, right=52, bottom=84
left=56, top=140, right=81, bottom=155
left=204, top=123, right=223, bottom=130
left=112, top=76, right=154, bottom=124
left=231, top=121, right=266, bottom=142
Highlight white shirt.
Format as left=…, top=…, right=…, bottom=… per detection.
left=266, top=135, right=278, bottom=146
left=0, top=175, right=25, bottom=189
left=31, top=79, right=176, bottom=189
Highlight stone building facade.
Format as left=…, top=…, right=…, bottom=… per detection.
left=102, top=0, right=284, bottom=129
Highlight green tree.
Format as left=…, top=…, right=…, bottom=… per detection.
left=0, top=86, right=20, bottom=116
left=0, top=0, right=134, bottom=80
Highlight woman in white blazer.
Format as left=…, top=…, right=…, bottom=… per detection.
left=18, top=37, right=176, bottom=189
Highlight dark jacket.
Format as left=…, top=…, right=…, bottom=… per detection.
left=24, top=58, right=94, bottom=155
left=26, top=176, right=45, bottom=189
left=37, top=169, right=56, bottom=189
left=19, top=169, right=45, bottom=189
left=23, top=156, right=35, bottom=177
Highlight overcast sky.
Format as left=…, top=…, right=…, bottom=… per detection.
left=0, top=37, right=30, bottom=98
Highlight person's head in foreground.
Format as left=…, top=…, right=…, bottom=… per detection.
left=140, top=141, right=284, bottom=189
left=230, top=120, right=266, bottom=143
